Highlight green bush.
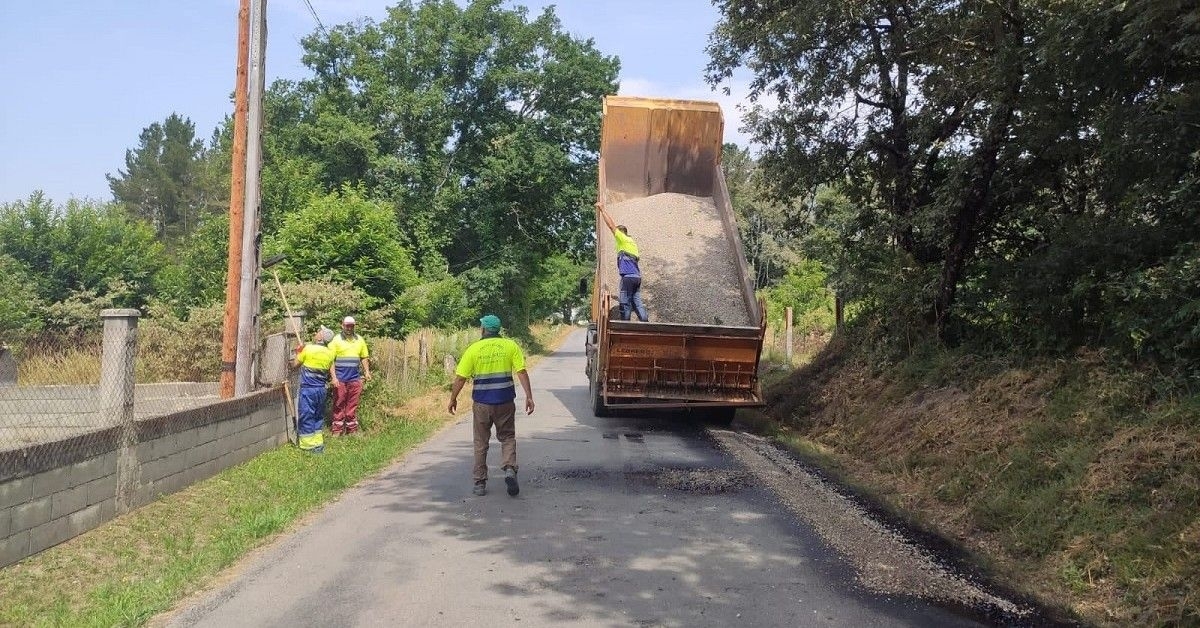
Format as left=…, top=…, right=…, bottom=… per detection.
left=0, top=194, right=165, bottom=308
left=396, top=276, right=473, bottom=335
left=0, top=254, right=43, bottom=337
left=138, top=302, right=225, bottom=381
left=262, top=277, right=390, bottom=338
left=765, top=259, right=835, bottom=335
left=268, top=186, right=419, bottom=303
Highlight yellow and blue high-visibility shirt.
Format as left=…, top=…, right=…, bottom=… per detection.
left=330, top=333, right=369, bottom=382
left=613, top=229, right=641, bottom=277
left=297, top=342, right=336, bottom=388
left=455, top=336, right=526, bottom=404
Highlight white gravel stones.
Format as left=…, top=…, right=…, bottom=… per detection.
left=709, top=429, right=1032, bottom=619
left=601, top=193, right=753, bottom=326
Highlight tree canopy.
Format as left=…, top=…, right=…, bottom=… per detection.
left=264, top=0, right=619, bottom=280
left=0, top=193, right=165, bottom=333
left=709, top=0, right=1200, bottom=374
left=107, top=113, right=226, bottom=239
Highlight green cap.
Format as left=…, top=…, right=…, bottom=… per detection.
left=479, top=314, right=501, bottom=331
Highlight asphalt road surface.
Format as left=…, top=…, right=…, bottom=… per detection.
left=161, top=330, right=993, bottom=627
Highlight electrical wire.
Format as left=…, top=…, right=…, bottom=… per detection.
left=300, top=0, right=328, bottom=35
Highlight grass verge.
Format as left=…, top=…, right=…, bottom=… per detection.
left=755, top=336, right=1200, bottom=626
left=0, top=324, right=573, bottom=627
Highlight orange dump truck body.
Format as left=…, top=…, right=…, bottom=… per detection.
left=585, top=96, right=766, bottom=420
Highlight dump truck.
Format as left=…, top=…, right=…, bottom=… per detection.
left=585, top=96, right=766, bottom=424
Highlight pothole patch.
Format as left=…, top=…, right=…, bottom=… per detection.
left=630, top=468, right=750, bottom=494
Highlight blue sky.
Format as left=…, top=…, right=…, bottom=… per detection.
left=0, top=0, right=751, bottom=204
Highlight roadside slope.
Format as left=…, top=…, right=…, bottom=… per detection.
left=756, top=338, right=1200, bottom=627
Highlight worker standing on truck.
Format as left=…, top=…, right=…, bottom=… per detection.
left=596, top=202, right=649, bottom=321
left=293, top=326, right=338, bottom=454
left=447, top=315, right=534, bottom=497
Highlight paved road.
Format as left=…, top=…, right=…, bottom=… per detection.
left=163, top=331, right=980, bottom=627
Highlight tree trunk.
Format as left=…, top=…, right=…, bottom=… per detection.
left=933, top=3, right=1025, bottom=338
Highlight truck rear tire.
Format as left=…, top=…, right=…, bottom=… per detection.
left=589, top=366, right=611, bottom=418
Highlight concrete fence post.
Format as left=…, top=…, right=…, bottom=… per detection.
left=0, top=344, right=16, bottom=385
left=100, top=308, right=140, bottom=513
left=418, top=334, right=429, bottom=377
left=785, top=306, right=794, bottom=364
left=284, top=310, right=305, bottom=342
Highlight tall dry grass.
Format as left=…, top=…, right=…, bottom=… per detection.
left=14, top=325, right=517, bottom=392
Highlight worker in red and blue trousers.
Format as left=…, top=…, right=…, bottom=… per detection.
left=293, top=326, right=338, bottom=453
left=330, top=316, right=371, bottom=435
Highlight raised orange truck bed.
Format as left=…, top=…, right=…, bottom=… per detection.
left=586, top=96, right=766, bottom=424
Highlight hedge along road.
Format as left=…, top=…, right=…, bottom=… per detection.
left=156, top=330, right=1010, bottom=627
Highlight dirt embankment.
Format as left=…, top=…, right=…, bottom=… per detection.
left=757, top=338, right=1200, bottom=627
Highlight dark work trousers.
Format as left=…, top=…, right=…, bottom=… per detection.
left=618, top=274, right=648, bottom=321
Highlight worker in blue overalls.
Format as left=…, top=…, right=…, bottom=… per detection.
left=293, top=326, right=338, bottom=453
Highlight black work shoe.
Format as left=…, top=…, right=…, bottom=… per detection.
left=472, top=481, right=487, bottom=496
left=504, top=468, right=519, bottom=496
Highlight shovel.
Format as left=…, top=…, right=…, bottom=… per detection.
left=264, top=253, right=302, bottom=445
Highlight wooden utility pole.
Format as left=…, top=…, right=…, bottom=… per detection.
left=219, top=0, right=251, bottom=399
left=235, top=0, right=267, bottom=395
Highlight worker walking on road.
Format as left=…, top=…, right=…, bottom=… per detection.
left=294, top=326, right=338, bottom=454
left=447, top=315, right=534, bottom=497
left=330, top=316, right=371, bottom=435
left=596, top=202, right=649, bottom=321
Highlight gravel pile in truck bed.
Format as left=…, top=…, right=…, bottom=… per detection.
left=601, top=193, right=752, bottom=326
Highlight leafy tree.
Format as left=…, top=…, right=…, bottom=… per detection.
left=0, top=254, right=43, bottom=336
left=459, top=255, right=529, bottom=332
left=709, top=0, right=1029, bottom=336
left=269, top=186, right=419, bottom=305
left=0, top=195, right=164, bottom=308
left=52, top=200, right=165, bottom=305
left=108, top=113, right=219, bottom=239
left=268, top=0, right=620, bottom=276
left=527, top=253, right=589, bottom=323
left=154, top=211, right=230, bottom=311
left=259, top=154, right=322, bottom=236
left=723, top=143, right=805, bottom=289
left=0, top=192, right=56, bottom=293
left=709, top=0, right=1200, bottom=376
left=397, top=276, right=473, bottom=334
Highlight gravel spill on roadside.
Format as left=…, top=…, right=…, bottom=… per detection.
left=709, top=429, right=1031, bottom=620
left=601, top=193, right=752, bottom=326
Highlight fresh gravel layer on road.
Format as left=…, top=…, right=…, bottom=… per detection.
left=709, top=429, right=1032, bottom=620
left=602, top=193, right=753, bottom=326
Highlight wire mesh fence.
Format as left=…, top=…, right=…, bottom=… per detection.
left=1, top=322, right=482, bottom=455
left=1, top=312, right=223, bottom=458
left=0, top=309, right=485, bottom=567
left=761, top=323, right=831, bottom=368
left=370, top=328, right=481, bottom=398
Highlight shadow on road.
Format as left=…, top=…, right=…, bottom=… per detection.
left=345, top=337, right=981, bottom=627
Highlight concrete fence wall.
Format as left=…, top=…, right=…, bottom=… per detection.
left=0, top=387, right=286, bottom=567
left=0, top=309, right=291, bottom=568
